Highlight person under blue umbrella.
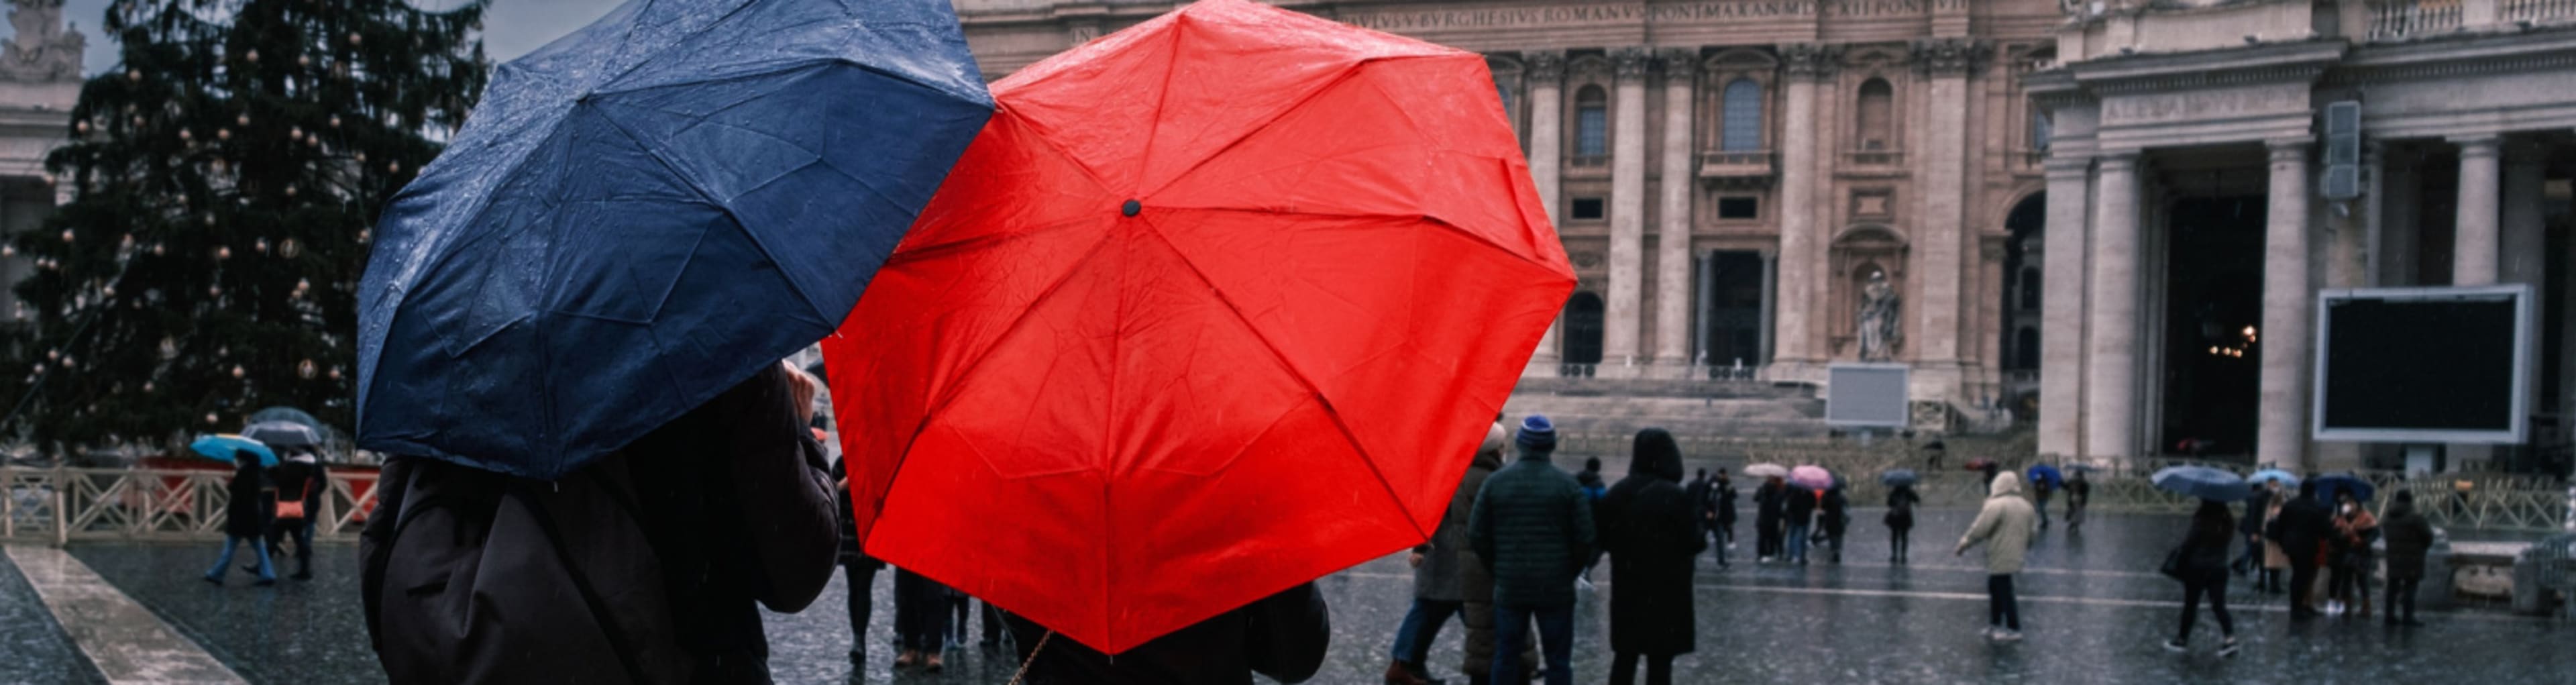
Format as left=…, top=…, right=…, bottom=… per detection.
left=203, top=456, right=277, bottom=586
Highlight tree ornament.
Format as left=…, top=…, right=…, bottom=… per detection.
left=125, top=69, right=140, bottom=82
left=284, top=185, right=297, bottom=197
left=328, top=115, right=340, bottom=128
left=59, top=229, right=70, bottom=242
left=290, top=126, right=303, bottom=139
left=254, top=238, right=268, bottom=253
left=245, top=49, right=259, bottom=63
left=237, top=113, right=250, bottom=126
left=388, top=161, right=402, bottom=173
left=208, top=284, right=221, bottom=296
left=205, top=413, right=218, bottom=425
left=299, top=55, right=310, bottom=67
left=60, top=356, right=74, bottom=368
left=356, top=229, right=370, bottom=244
left=74, top=120, right=87, bottom=134
left=298, top=360, right=316, bottom=379
left=231, top=365, right=244, bottom=378
left=354, top=152, right=367, bottom=163
left=215, top=246, right=231, bottom=260
left=142, top=381, right=153, bottom=392
left=349, top=32, right=362, bottom=46
left=160, top=337, right=177, bottom=358
left=1, top=245, right=13, bottom=256
left=45, top=350, right=58, bottom=360
left=279, top=239, right=301, bottom=258
left=217, top=128, right=231, bottom=140
left=151, top=243, right=166, bottom=256
left=328, top=366, right=342, bottom=380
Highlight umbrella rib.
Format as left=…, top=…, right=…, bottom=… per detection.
left=1132, top=219, right=1431, bottom=543
left=582, top=109, right=832, bottom=325
left=1130, top=16, right=1189, bottom=197
left=900, top=229, right=1123, bottom=464
left=1150, top=206, right=1569, bottom=277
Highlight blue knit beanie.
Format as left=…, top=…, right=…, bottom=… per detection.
left=1517, top=415, right=1557, bottom=453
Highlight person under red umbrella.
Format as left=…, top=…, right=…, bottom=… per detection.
left=826, top=0, right=1574, bottom=673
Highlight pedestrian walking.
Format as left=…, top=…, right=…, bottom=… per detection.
left=2328, top=491, right=2379, bottom=617
left=1467, top=415, right=1595, bottom=685
left=1384, top=421, right=1503, bottom=685
left=894, top=567, right=953, bottom=672
left=1783, top=484, right=1818, bottom=565
left=2267, top=480, right=2334, bottom=618
left=1711, top=472, right=1737, bottom=568
left=203, top=458, right=278, bottom=586
left=1754, top=476, right=1786, bottom=563
left=2065, top=470, right=2091, bottom=530
left=2260, top=494, right=2290, bottom=594
left=1885, top=484, right=1921, bottom=564
left=1955, top=472, right=2038, bottom=641
left=831, top=458, right=885, bottom=670
left=1457, top=419, right=1536, bottom=685
left=2379, top=490, right=2434, bottom=627
left=267, top=450, right=325, bottom=581
left=1578, top=457, right=1609, bottom=503
left=1684, top=469, right=1714, bottom=556
left=2163, top=500, right=2241, bottom=657
left=1820, top=486, right=1849, bottom=564
left=362, top=362, right=840, bottom=683
left=1001, top=582, right=1328, bottom=685
left=2235, top=484, right=2273, bottom=576
left=2031, top=476, right=2054, bottom=530
left=1597, top=429, right=1703, bottom=685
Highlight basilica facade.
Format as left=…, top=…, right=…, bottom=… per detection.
left=957, top=0, right=2068, bottom=428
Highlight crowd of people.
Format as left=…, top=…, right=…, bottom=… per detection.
left=199, top=447, right=328, bottom=586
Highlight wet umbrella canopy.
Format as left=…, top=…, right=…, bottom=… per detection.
left=191, top=434, right=278, bottom=468
left=357, top=0, right=991, bottom=478
left=2153, top=466, right=2252, bottom=503
left=826, top=0, right=1572, bottom=653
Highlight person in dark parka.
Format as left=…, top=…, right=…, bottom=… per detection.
left=2267, top=481, right=2334, bottom=618
left=1596, top=429, right=1703, bottom=685
left=1002, top=582, right=1328, bottom=685
left=1819, top=486, right=1850, bottom=564
left=1710, top=472, right=1737, bottom=568
left=1783, top=484, right=1819, bottom=565
left=2235, top=485, right=2273, bottom=578
left=1753, top=476, right=1786, bottom=562
left=830, top=458, right=886, bottom=670
left=2165, top=500, right=2240, bottom=656
left=1885, top=484, right=1921, bottom=564
left=266, top=450, right=327, bottom=580
left=203, top=457, right=277, bottom=586
left=1456, top=422, right=1535, bottom=685
left=2379, top=490, right=2436, bottom=627
left=1468, top=415, right=1593, bottom=685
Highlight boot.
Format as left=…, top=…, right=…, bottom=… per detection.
left=1386, top=661, right=1431, bottom=685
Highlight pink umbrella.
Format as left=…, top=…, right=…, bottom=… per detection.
left=1788, top=465, right=1834, bottom=490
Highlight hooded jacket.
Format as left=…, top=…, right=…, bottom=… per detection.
left=1954, top=472, right=2038, bottom=574
left=1468, top=447, right=1596, bottom=608
left=1597, top=429, right=1703, bottom=655
left=2379, top=498, right=2437, bottom=580
left=1417, top=423, right=1505, bottom=602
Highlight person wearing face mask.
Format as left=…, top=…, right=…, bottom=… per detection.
left=2327, top=491, right=2379, bottom=617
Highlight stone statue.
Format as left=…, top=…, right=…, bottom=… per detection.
left=1858, top=270, right=1902, bottom=362
left=2, top=0, right=85, bottom=83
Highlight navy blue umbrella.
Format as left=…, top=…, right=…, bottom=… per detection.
left=2310, top=473, right=2377, bottom=504
left=358, top=0, right=992, bottom=479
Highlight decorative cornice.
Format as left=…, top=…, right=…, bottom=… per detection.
left=1523, top=50, right=1565, bottom=82
left=1779, top=42, right=1842, bottom=78
left=2324, top=48, right=2576, bottom=87
left=1613, top=47, right=1652, bottom=81
left=2081, top=63, right=2328, bottom=95
left=1911, top=38, right=1992, bottom=77
left=1657, top=48, right=1699, bottom=76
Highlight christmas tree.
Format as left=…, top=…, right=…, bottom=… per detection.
left=9, top=0, right=489, bottom=453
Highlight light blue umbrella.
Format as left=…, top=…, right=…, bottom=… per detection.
left=190, top=434, right=278, bottom=468
left=2153, top=466, right=2251, bottom=503
left=2248, top=468, right=2300, bottom=488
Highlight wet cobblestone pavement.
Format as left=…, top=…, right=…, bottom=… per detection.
left=5, top=511, right=2573, bottom=684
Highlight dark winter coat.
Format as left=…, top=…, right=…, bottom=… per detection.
left=361, top=364, right=839, bottom=684
left=223, top=461, right=272, bottom=539
left=269, top=458, right=325, bottom=523
left=1454, top=435, right=1530, bottom=679
left=1468, top=453, right=1596, bottom=608
left=1683, top=476, right=1711, bottom=525
left=1820, top=488, right=1849, bottom=537
left=2269, top=493, right=2334, bottom=560
left=1419, top=423, right=1504, bottom=602
left=2176, top=503, right=2236, bottom=580
left=1597, top=430, right=1702, bottom=656
left=829, top=460, right=882, bottom=570
left=2240, top=489, right=2273, bottom=536
left=1884, top=486, right=1921, bottom=529
left=1753, top=480, right=1784, bottom=526
left=1784, top=486, right=1818, bottom=528
left=2380, top=500, right=2436, bottom=580
left=1712, top=480, right=1737, bottom=526
left=1004, top=582, right=1328, bottom=685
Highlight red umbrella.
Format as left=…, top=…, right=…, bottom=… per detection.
left=824, top=0, right=1573, bottom=653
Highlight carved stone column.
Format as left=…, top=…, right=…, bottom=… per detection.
left=2085, top=152, right=2142, bottom=459
left=1909, top=38, right=1989, bottom=371
left=2038, top=156, right=2090, bottom=457
left=1654, top=48, right=1698, bottom=364
left=2258, top=140, right=2312, bottom=472
left=2453, top=134, right=2502, bottom=286
left=1771, top=43, right=1837, bottom=371
left=1605, top=47, right=1651, bottom=371
left=1524, top=52, right=1566, bottom=370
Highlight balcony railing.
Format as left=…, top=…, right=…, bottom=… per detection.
left=1696, top=150, right=1774, bottom=181
left=1570, top=154, right=1609, bottom=168
left=2504, top=0, right=2576, bottom=22
left=2371, top=0, right=2465, bottom=39
left=1842, top=150, right=1906, bottom=168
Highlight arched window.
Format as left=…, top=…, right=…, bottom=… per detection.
left=1562, top=292, right=1606, bottom=368
left=2019, top=267, right=2042, bottom=310
left=1856, top=78, right=1893, bottom=152
left=1574, top=85, right=1609, bottom=161
left=1720, top=78, right=1762, bottom=152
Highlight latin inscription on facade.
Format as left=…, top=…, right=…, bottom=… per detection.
left=1336, top=0, right=1972, bottom=31
left=2101, top=85, right=2307, bottom=126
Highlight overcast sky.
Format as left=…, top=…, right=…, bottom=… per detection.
left=61, top=0, right=631, bottom=74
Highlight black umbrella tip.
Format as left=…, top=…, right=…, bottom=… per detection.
left=1121, top=199, right=1140, bottom=217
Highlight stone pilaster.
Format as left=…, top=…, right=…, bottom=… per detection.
left=2038, top=157, right=2090, bottom=458
left=1605, top=47, right=1652, bottom=371
left=1770, top=43, right=1837, bottom=369
left=2452, top=135, right=2502, bottom=286
left=1525, top=51, right=1566, bottom=370
left=2084, top=153, right=2142, bottom=459
left=1909, top=38, right=1989, bottom=370
left=1654, top=48, right=1698, bottom=364
left=2258, top=140, right=2312, bottom=471
left=2503, top=141, right=2547, bottom=428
